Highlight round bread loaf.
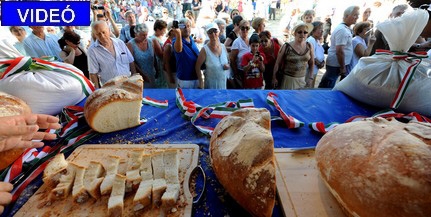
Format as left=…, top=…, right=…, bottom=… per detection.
left=0, top=92, right=32, bottom=170
left=84, top=75, right=143, bottom=133
left=210, top=108, right=276, bottom=217
left=316, top=117, right=431, bottom=217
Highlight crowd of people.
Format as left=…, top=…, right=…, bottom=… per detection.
left=4, top=0, right=431, bottom=91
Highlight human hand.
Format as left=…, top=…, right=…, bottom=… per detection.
left=0, top=182, right=13, bottom=215
left=222, top=64, right=230, bottom=70
left=0, top=114, right=61, bottom=153
left=368, top=34, right=376, bottom=45
left=272, top=78, right=278, bottom=89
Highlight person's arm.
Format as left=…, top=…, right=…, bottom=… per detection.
left=60, top=47, right=75, bottom=64
left=195, top=48, right=206, bottom=89
left=152, top=38, right=164, bottom=58
left=0, top=182, right=12, bottom=215
left=306, top=43, right=315, bottom=87
left=105, top=7, right=120, bottom=38
left=335, top=45, right=346, bottom=75
left=0, top=114, right=60, bottom=152
left=272, top=44, right=286, bottom=88
left=90, top=73, right=101, bottom=89
left=163, top=44, right=176, bottom=87
left=173, top=29, right=183, bottom=53
left=224, top=37, right=233, bottom=51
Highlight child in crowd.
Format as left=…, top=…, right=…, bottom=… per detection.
left=301, top=9, right=315, bottom=24
left=241, top=34, right=265, bottom=89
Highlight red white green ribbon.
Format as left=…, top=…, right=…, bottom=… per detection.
left=266, top=92, right=304, bottom=128
left=309, top=109, right=431, bottom=134
left=374, top=50, right=428, bottom=109
left=175, top=88, right=255, bottom=136
left=0, top=56, right=95, bottom=96
left=142, top=96, right=169, bottom=108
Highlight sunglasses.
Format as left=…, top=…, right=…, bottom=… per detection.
left=207, top=29, right=218, bottom=34
left=240, top=26, right=250, bottom=31
left=296, top=31, right=308, bottom=34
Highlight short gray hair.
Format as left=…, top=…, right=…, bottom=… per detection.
left=214, top=18, right=226, bottom=26
left=92, top=20, right=109, bottom=31
left=134, top=23, right=149, bottom=34
left=344, top=6, right=360, bottom=18
left=179, top=18, right=191, bottom=26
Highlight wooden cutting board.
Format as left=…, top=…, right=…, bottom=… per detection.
left=275, top=148, right=346, bottom=217
left=15, top=144, right=199, bottom=217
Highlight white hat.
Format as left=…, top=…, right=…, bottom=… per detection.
left=205, top=23, right=219, bottom=32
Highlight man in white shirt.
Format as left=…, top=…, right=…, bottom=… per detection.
left=23, top=26, right=62, bottom=61
left=318, top=6, right=359, bottom=88
left=87, top=21, right=137, bottom=88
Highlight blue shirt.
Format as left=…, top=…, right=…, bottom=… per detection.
left=87, top=37, right=134, bottom=84
left=23, top=33, right=62, bottom=61
left=173, top=36, right=199, bottom=80
left=120, top=25, right=135, bottom=43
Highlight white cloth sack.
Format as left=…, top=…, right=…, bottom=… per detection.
left=0, top=39, right=93, bottom=115
left=334, top=10, right=431, bottom=116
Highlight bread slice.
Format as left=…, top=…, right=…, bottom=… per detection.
left=152, top=178, right=167, bottom=208
left=140, top=153, right=153, bottom=181
left=43, top=153, right=69, bottom=188
left=161, top=184, right=180, bottom=208
left=50, top=162, right=77, bottom=201
left=100, top=156, right=121, bottom=195
left=108, top=174, right=126, bottom=217
left=133, top=179, right=153, bottom=211
left=84, top=75, right=144, bottom=133
left=151, top=151, right=165, bottom=179
left=72, top=164, right=89, bottom=203
left=126, top=150, right=143, bottom=192
left=84, top=161, right=105, bottom=199
left=163, top=150, right=179, bottom=184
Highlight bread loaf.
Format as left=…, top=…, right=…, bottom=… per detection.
left=0, top=92, right=32, bottom=170
left=316, top=117, right=431, bottom=217
left=84, top=75, right=143, bottom=133
left=210, top=108, right=276, bottom=217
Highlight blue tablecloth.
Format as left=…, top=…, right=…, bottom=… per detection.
left=6, top=89, right=380, bottom=217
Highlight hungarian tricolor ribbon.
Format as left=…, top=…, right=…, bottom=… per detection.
left=309, top=109, right=431, bottom=134
left=266, top=92, right=304, bottom=128
left=374, top=49, right=428, bottom=109
left=142, top=96, right=169, bottom=108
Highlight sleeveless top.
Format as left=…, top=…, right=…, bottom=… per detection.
left=72, top=47, right=89, bottom=79
left=203, top=43, right=229, bottom=89
left=283, top=42, right=311, bottom=78
left=130, top=38, right=157, bottom=88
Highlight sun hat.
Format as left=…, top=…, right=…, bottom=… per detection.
left=291, top=21, right=313, bottom=35
left=205, top=23, right=220, bottom=32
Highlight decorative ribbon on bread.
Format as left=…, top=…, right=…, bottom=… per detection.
left=0, top=106, right=98, bottom=205
left=266, top=92, right=304, bottom=128
left=374, top=49, right=428, bottom=109
left=309, top=109, right=431, bottom=134
left=0, top=56, right=95, bottom=96
left=142, top=96, right=169, bottom=108
left=175, top=88, right=255, bottom=135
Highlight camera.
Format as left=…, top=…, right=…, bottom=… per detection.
left=92, top=5, right=105, bottom=10
left=173, top=20, right=179, bottom=28
left=255, top=51, right=260, bottom=56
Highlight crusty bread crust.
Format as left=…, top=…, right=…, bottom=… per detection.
left=316, top=117, right=431, bottom=217
left=210, top=108, right=276, bottom=217
left=84, top=75, right=143, bottom=133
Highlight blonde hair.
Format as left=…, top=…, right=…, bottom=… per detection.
left=251, top=17, right=265, bottom=31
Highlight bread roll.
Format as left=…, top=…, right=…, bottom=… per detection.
left=316, top=117, right=431, bottom=217
left=84, top=75, right=143, bottom=133
left=0, top=92, right=32, bottom=170
left=210, top=108, right=276, bottom=217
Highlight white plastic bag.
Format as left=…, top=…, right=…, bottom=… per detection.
left=0, top=56, right=94, bottom=115
left=335, top=10, right=431, bottom=116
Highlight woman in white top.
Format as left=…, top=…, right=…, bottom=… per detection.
left=229, top=20, right=250, bottom=89
left=306, top=21, right=325, bottom=88
left=351, top=21, right=376, bottom=69
left=195, top=23, right=230, bottom=89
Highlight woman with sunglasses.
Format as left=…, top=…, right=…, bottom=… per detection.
left=58, top=31, right=89, bottom=79
left=195, top=23, right=230, bottom=89
left=258, top=30, right=280, bottom=89
left=229, top=20, right=250, bottom=89
left=273, top=22, right=314, bottom=90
